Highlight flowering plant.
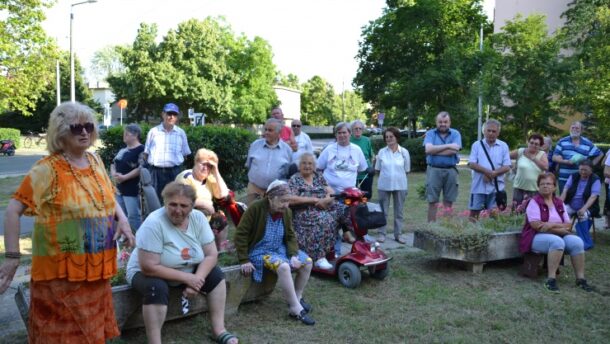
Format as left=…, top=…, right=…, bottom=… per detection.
left=111, top=246, right=132, bottom=286
left=415, top=204, right=524, bottom=252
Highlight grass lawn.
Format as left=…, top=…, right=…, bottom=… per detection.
left=3, top=170, right=609, bottom=343
left=112, top=233, right=610, bottom=343
left=110, top=169, right=609, bottom=343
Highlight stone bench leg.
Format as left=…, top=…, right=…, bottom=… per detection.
left=466, top=262, right=485, bottom=274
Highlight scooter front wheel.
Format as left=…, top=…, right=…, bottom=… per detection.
left=369, top=264, right=389, bottom=280
left=337, top=261, right=361, bottom=288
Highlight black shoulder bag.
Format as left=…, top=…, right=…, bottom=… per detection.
left=479, top=140, right=507, bottom=210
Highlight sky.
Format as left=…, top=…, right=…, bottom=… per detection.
left=41, top=0, right=495, bottom=91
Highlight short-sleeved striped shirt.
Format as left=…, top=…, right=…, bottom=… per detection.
left=553, top=136, right=601, bottom=183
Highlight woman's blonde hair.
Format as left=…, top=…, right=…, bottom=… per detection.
left=47, top=102, right=98, bottom=154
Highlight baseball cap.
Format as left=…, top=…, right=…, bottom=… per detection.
left=163, top=103, right=180, bottom=114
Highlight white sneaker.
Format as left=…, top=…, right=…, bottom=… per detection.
left=315, top=258, right=333, bottom=270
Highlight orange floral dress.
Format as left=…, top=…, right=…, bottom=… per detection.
left=14, top=152, right=120, bottom=343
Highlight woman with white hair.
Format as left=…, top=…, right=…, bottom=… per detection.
left=289, top=153, right=354, bottom=270
left=317, top=122, right=368, bottom=193
left=234, top=180, right=315, bottom=325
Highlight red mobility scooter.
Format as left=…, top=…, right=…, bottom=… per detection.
left=313, top=187, right=392, bottom=288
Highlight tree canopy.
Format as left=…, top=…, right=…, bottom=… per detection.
left=90, top=45, right=127, bottom=82
left=108, top=18, right=278, bottom=124
left=354, top=0, right=489, bottom=143
left=560, top=0, right=610, bottom=142
left=483, top=15, right=568, bottom=145
left=0, top=52, right=97, bottom=132
left=0, top=0, right=57, bottom=115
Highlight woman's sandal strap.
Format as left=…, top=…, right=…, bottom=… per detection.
left=216, top=331, right=237, bottom=344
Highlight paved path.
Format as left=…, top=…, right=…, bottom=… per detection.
left=0, top=265, right=30, bottom=343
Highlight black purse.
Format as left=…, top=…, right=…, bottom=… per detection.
left=354, top=202, right=387, bottom=230
left=479, top=140, right=507, bottom=211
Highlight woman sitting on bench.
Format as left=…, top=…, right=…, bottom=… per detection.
left=126, top=182, right=238, bottom=344
left=234, top=180, right=316, bottom=325
left=519, top=173, right=594, bottom=293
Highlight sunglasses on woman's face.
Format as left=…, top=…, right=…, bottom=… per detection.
left=69, top=122, right=95, bottom=135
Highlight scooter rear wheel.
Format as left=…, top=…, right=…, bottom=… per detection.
left=338, top=262, right=361, bottom=288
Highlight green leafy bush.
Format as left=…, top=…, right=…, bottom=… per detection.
left=183, top=126, right=257, bottom=190
left=98, top=125, right=257, bottom=191
left=0, top=128, right=21, bottom=149
left=400, top=137, right=426, bottom=172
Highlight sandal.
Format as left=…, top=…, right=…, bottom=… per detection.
left=343, top=231, right=356, bottom=244
left=395, top=236, right=407, bottom=244
left=289, top=309, right=315, bottom=325
left=214, top=331, right=238, bottom=344
left=377, top=234, right=386, bottom=243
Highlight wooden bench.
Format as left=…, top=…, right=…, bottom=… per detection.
left=14, top=265, right=278, bottom=331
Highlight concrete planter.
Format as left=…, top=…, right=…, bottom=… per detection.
left=413, top=230, right=522, bottom=273
left=15, top=265, right=277, bottom=331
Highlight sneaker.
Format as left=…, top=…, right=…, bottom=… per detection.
left=576, top=279, right=594, bottom=292
left=180, top=295, right=190, bottom=314
left=544, top=278, right=559, bottom=293
left=315, top=258, right=333, bottom=270
left=299, top=298, right=312, bottom=313
left=289, top=309, right=315, bottom=325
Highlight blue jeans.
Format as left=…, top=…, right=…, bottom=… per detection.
left=116, top=194, right=141, bottom=231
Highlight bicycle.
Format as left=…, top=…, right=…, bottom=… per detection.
left=23, top=131, right=46, bottom=148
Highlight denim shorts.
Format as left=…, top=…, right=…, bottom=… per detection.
left=469, top=192, right=496, bottom=211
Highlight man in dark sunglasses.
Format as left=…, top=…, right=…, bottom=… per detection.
left=143, top=103, right=192, bottom=202
left=290, top=119, right=313, bottom=162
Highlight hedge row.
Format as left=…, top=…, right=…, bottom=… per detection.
left=0, top=128, right=21, bottom=148
left=98, top=125, right=258, bottom=191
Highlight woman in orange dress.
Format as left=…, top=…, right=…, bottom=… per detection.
left=0, top=102, right=135, bottom=343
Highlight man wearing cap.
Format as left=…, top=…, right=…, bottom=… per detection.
left=143, top=103, right=192, bottom=201
left=290, top=119, right=313, bottom=162
left=245, top=118, right=293, bottom=205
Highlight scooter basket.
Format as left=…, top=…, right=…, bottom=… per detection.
left=354, top=202, right=386, bottom=230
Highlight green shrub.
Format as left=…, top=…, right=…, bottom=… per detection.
left=98, top=125, right=257, bottom=191
left=370, top=135, right=384, bottom=153
left=401, top=137, right=426, bottom=172
left=183, top=126, right=257, bottom=190
left=0, top=128, right=21, bottom=149
left=596, top=143, right=609, bottom=154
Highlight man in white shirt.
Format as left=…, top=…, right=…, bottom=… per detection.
left=291, top=119, right=313, bottom=162
left=143, top=103, right=191, bottom=202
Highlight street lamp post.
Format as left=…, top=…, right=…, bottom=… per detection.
left=70, top=0, right=97, bottom=103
